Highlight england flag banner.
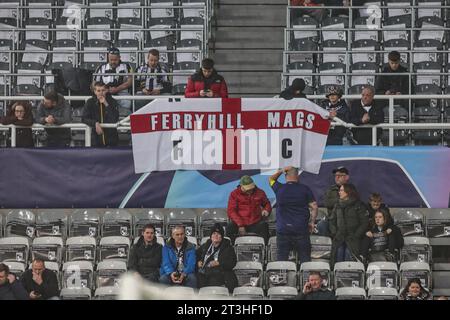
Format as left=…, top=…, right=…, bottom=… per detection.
left=130, top=98, right=331, bottom=174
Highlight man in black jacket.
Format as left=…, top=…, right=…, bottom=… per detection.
left=0, top=263, right=29, bottom=300
left=37, top=90, right=72, bottom=147
left=82, top=81, right=120, bottom=147
left=128, top=224, right=162, bottom=282
left=21, top=259, right=59, bottom=300
left=375, top=51, right=409, bottom=96
left=280, top=78, right=308, bottom=100
left=350, top=85, right=384, bottom=145
left=295, top=272, right=335, bottom=300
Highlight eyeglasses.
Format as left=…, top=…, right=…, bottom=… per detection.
left=15, top=110, right=25, bottom=113
left=335, top=174, right=347, bottom=177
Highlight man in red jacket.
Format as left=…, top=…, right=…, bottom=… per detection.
left=184, top=58, right=228, bottom=98
left=227, top=175, right=272, bottom=244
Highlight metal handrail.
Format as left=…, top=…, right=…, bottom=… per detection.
left=1, top=95, right=449, bottom=148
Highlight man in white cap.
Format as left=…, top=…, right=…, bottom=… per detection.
left=226, top=175, right=272, bottom=244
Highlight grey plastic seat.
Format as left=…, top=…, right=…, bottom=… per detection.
left=368, top=287, right=398, bottom=300
left=49, top=40, right=77, bottom=70
left=60, top=287, right=91, bottom=300
left=197, top=208, right=228, bottom=239
left=62, top=261, right=94, bottom=289
left=321, top=16, right=348, bottom=42
left=80, top=39, right=110, bottom=71
left=232, top=286, right=264, bottom=300
left=147, top=0, right=176, bottom=20
left=234, top=236, right=265, bottom=263
left=88, top=0, right=115, bottom=19
left=32, top=236, right=64, bottom=264
left=68, top=209, right=101, bottom=238
left=14, top=73, right=41, bottom=96
left=265, top=261, right=297, bottom=289
left=289, top=39, right=317, bottom=65
left=267, top=286, right=298, bottom=300
left=334, top=261, right=365, bottom=289
left=181, top=0, right=206, bottom=19
left=24, top=17, right=51, bottom=42
left=96, top=260, right=127, bottom=288
left=133, top=209, right=166, bottom=238
left=175, top=38, right=202, bottom=64
left=198, top=286, right=230, bottom=298
left=399, top=261, right=432, bottom=290
left=98, top=236, right=131, bottom=263
left=383, top=14, right=411, bottom=43
left=335, top=287, right=366, bottom=300
left=85, top=17, right=114, bottom=41
left=393, top=209, right=425, bottom=237
left=350, top=62, right=377, bottom=87
left=426, top=209, right=450, bottom=263
left=166, top=208, right=197, bottom=238
left=148, top=17, right=176, bottom=41
left=352, top=17, right=379, bottom=42
left=233, top=261, right=264, bottom=288
left=318, top=62, right=345, bottom=87
left=117, top=0, right=143, bottom=19
left=366, top=261, right=398, bottom=290
left=292, top=16, right=318, bottom=42
left=432, top=263, right=450, bottom=297
left=310, top=235, right=332, bottom=262
left=4, top=209, right=36, bottom=239
left=0, top=237, right=30, bottom=266
left=65, top=236, right=97, bottom=262
left=35, top=210, right=67, bottom=238
left=179, top=15, right=204, bottom=41
left=414, top=61, right=442, bottom=87
left=321, top=39, right=347, bottom=65
left=417, top=15, right=445, bottom=41
left=351, top=39, right=380, bottom=65
left=413, top=39, right=443, bottom=65
left=102, top=209, right=133, bottom=238
left=20, top=39, right=48, bottom=66
left=401, top=236, right=432, bottom=264
left=94, top=286, right=119, bottom=300
left=164, top=286, right=196, bottom=300
left=0, top=1, right=20, bottom=19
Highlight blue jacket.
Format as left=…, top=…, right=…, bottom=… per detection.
left=160, top=238, right=196, bottom=276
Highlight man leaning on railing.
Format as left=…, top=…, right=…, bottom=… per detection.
left=82, top=82, right=119, bottom=147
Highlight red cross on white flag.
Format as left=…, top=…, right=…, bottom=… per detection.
left=131, top=98, right=331, bottom=173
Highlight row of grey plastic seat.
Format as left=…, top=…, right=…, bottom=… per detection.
left=0, top=0, right=208, bottom=22
left=0, top=208, right=231, bottom=239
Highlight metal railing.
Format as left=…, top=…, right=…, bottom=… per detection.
left=1, top=95, right=449, bottom=147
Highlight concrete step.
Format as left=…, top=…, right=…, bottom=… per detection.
left=214, top=27, right=284, bottom=49
left=221, top=71, right=281, bottom=95
left=213, top=49, right=283, bottom=71
left=216, top=4, right=287, bottom=27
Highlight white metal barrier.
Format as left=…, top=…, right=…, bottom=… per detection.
left=0, top=95, right=449, bottom=147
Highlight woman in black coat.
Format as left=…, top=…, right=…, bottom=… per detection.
left=1, top=101, right=34, bottom=147
left=360, top=208, right=404, bottom=263
left=196, top=223, right=238, bottom=293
